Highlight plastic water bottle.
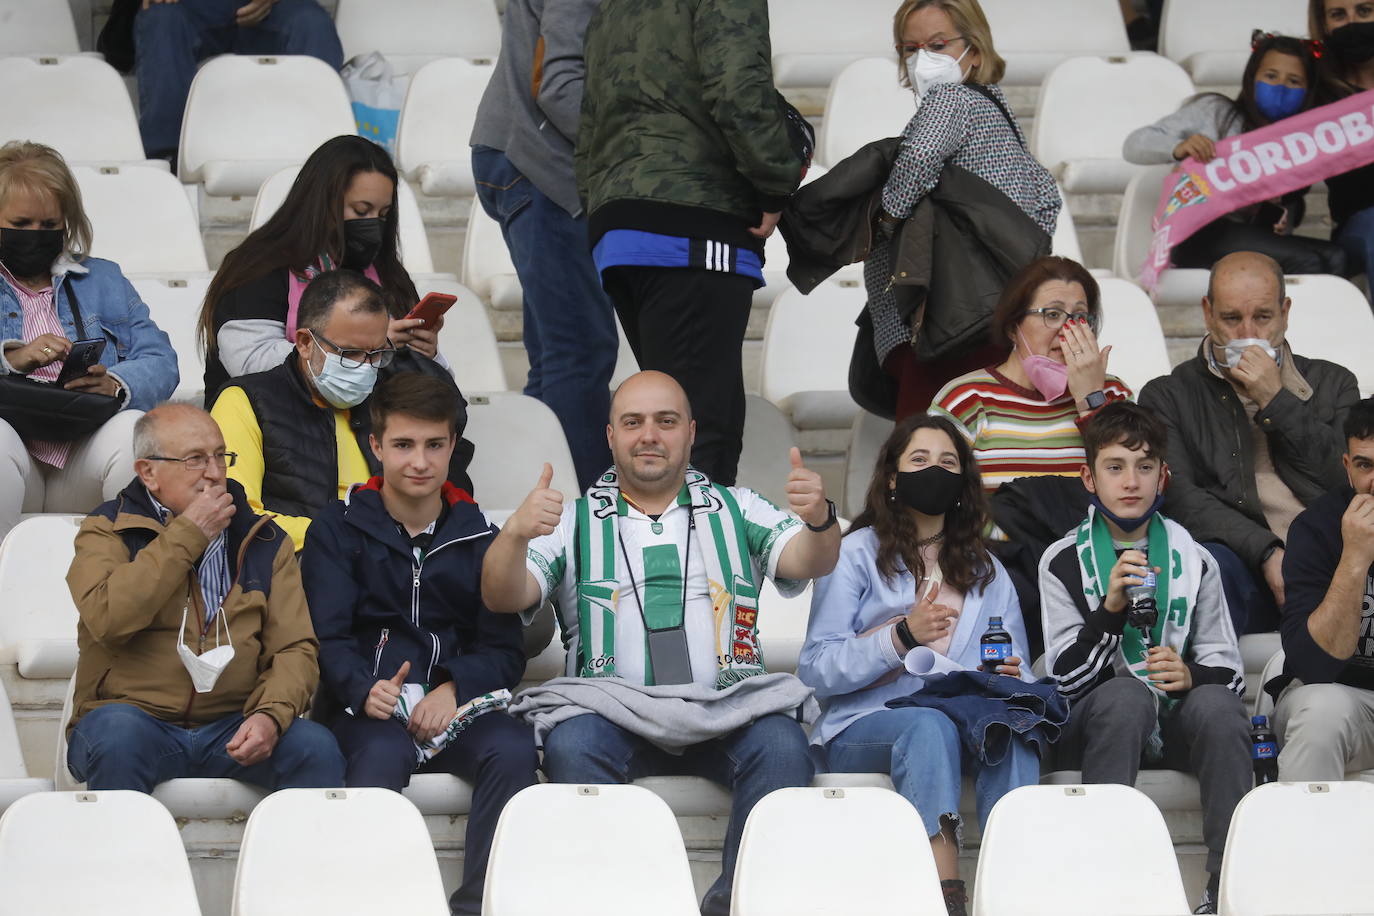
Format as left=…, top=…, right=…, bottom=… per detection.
left=980, top=616, right=1013, bottom=673
left=1125, top=567, right=1158, bottom=643
left=1250, top=715, right=1278, bottom=785
left=1124, top=567, right=1158, bottom=611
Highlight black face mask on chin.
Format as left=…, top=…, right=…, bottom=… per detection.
left=341, top=217, right=384, bottom=270
left=1329, top=21, right=1374, bottom=65
left=0, top=227, right=63, bottom=279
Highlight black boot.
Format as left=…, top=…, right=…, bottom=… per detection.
left=941, top=879, right=968, bottom=916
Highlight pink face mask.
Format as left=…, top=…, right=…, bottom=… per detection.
left=1017, top=330, right=1068, bottom=401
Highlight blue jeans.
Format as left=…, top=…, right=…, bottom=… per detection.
left=1335, top=205, right=1374, bottom=285
left=331, top=711, right=539, bottom=916
left=134, top=0, right=344, bottom=158
left=67, top=702, right=345, bottom=792
left=824, top=706, right=1041, bottom=838
left=1202, top=541, right=1279, bottom=635
left=471, top=146, right=617, bottom=490
left=542, top=712, right=814, bottom=916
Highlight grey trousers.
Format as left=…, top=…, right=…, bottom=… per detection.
left=1273, top=681, right=1374, bottom=781
left=1056, top=677, right=1252, bottom=875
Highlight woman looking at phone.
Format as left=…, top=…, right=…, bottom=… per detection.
left=0, top=141, right=177, bottom=540
left=199, top=135, right=444, bottom=404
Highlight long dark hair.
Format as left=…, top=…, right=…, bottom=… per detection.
left=1203, top=35, right=1321, bottom=134
left=198, top=135, right=418, bottom=356
left=848, top=414, right=994, bottom=594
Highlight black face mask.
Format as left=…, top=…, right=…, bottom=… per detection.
left=341, top=217, right=384, bottom=270
left=0, top=227, right=63, bottom=279
left=892, top=466, right=963, bottom=516
left=1328, top=21, right=1374, bottom=65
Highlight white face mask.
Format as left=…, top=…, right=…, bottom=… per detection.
left=176, top=604, right=234, bottom=694
left=1216, top=337, right=1279, bottom=369
left=909, top=46, right=970, bottom=98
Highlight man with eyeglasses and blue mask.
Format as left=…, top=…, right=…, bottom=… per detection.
left=1140, top=251, right=1361, bottom=635
left=65, top=402, right=345, bottom=793
left=211, top=269, right=473, bottom=552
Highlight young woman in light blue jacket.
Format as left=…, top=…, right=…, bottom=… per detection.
left=799, top=414, right=1037, bottom=916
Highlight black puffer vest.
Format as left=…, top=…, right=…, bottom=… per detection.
left=235, top=353, right=475, bottom=518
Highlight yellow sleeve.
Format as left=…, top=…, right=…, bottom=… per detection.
left=336, top=408, right=372, bottom=497
left=210, top=385, right=313, bottom=552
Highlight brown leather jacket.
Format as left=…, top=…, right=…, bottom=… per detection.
left=66, top=479, right=319, bottom=735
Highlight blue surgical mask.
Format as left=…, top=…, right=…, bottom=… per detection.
left=307, top=333, right=378, bottom=408
left=1090, top=491, right=1164, bottom=532
left=1254, top=81, right=1305, bottom=122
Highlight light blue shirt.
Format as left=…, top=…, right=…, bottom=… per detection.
left=798, top=527, right=1032, bottom=747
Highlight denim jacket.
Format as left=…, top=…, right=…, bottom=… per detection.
left=0, top=255, right=178, bottom=410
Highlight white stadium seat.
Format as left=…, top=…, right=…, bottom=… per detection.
left=0, top=681, right=52, bottom=816
left=1219, top=781, right=1374, bottom=916
left=178, top=55, right=356, bottom=197
left=1051, top=183, right=1084, bottom=264
left=233, top=788, right=448, bottom=916
left=736, top=395, right=800, bottom=510
left=408, top=277, right=507, bottom=392
left=1113, top=163, right=1210, bottom=310
left=249, top=165, right=436, bottom=274
left=843, top=410, right=894, bottom=520
left=759, top=280, right=862, bottom=431
left=335, top=0, right=501, bottom=71
left=767, top=0, right=894, bottom=90
left=395, top=58, right=495, bottom=198
left=73, top=166, right=208, bottom=274
left=461, top=201, right=523, bottom=312
left=816, top=57, right=914, bottom=169
left=1159, top=0, right=1310, bottom=86
left=732, top=787, right=945, bottom=916
left=127, top=274, right=214, bottom=404
left=1032, top=55, right=1195, bottom=195
left=0, top=56, right=148, bottom=165
left=0, top=0, right=80, bottom=55
left=1096, top=277, right=1173, bottom=394
left=973, top=784, right=1190, bottom=916
left=463, top=392, right=579, bottom=506
left=0, top=515, right=82, bottom=680
left=484, top=784, right=699, bottom=916
left=1283, top=274, right=1374, bottom=398
left=0, top=790, right=203, bottom=916
left=981, top=0, right=1131, bottom=86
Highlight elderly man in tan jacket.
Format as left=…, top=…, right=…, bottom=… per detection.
left=64, top=403, right=343, bottom=792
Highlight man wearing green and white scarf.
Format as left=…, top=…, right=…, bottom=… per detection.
left=1039, top=403, right=1248, bottom=916
left=482, top=370, right=840, bottom=916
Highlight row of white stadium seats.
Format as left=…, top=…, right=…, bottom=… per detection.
left=0, top=0, right=1309, bottom=89
left=0, top=778, right=1370, bottom=916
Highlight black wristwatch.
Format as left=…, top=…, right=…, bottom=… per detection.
left=1083, top=390, right=1108, bottom=410
left=895, top=618, right=919, bottom=652
left=805, top=498, right=838, bottom=532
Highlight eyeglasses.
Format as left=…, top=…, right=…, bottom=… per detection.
left=895, top=35, right=967, bottom=56
left=1250, top=29, right=1323, bottom=58
left=1025, top=307, right=1100, bottom=334
left=311, top=330, right=396, bottom=369
left=145, top=452, right=238, bottom=471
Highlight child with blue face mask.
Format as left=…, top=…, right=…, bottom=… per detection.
left=1122, top=32, right=1352, bottom=279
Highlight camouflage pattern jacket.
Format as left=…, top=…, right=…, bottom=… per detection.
left=575, top=0, right=802, bottom=249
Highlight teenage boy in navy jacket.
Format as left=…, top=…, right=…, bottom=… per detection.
left=301, top=373, right=536, bottom=916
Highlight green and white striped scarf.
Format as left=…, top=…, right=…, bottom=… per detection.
left=573, top=467, right=767, bottom=690
left=1074, top=506, right=1200, bottom=758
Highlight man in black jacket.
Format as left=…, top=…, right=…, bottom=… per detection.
left=300, top=373, right=536, bottom=916
left=1272, top=397, right=1374, bottom=782
left=1140, top=251, right=1359, bottom=633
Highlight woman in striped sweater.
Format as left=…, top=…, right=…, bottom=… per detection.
left=930, top=256, right=1132, bottom=500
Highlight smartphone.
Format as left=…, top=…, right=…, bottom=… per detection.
left=54, top=338, right=106, bottom=388
left=404, top=292, right=458, bottom=330
left=646, top=626, right=694, bottom=685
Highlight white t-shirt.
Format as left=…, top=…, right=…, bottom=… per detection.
left=526, top=487, right=802, bottom=687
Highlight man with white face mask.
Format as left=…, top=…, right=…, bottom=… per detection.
left=65, top=403, right=343, bottom=792
left=211, top=269, right=474, bottom=552
left=1140, top=251, right=1360, bottom=634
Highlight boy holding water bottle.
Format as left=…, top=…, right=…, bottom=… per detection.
left=1038, top=402, right=1250, bottom=915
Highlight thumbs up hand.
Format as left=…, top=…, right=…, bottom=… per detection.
left=507, top=462, right=564, bottom=541
left=364, top=660, right=411, bottom=720
left=784, top=447, right=828, bottom=528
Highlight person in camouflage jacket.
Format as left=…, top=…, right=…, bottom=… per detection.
left=575, top=0, right=807, bottom=487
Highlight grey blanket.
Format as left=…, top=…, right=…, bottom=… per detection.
left=509, top=672, right=818, bottom=751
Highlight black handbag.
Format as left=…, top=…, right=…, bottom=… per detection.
left=0, top=279, right=123, bottom=442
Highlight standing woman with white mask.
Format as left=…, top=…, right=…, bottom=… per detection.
left=869, top=0, right=1061, bottom=419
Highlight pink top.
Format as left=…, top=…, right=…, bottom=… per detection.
left=2, top=263, right=71, bottom=468
left=916, top=541, right=965, bottom=658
